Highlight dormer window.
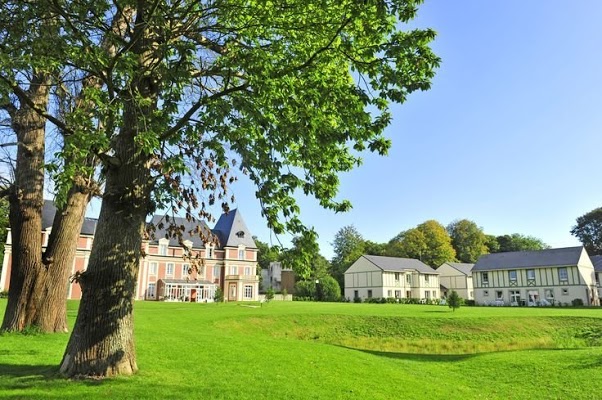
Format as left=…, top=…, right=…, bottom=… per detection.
left=236, top=230, right=245, bottom=238
left=159, top=238, right=169, bottom=256
left=206, top=243, right=214, bottom=259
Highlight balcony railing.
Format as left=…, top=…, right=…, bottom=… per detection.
left=225, top=275, right=259, bottom=281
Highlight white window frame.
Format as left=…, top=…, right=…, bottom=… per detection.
left=527, top=269, right=536, bottom=280
left=166, top=263, right=174, bottom=276
left=149, top=262, right=158, bottom=275
left=230, top=266, right=237, bottom=275
left=244, top=266, right=251, bottom=276
left=206, top=244, right=214, bottom=259
left=238, top=247, right=245, bottom=260
left=508, top=270, right=517, bottom=282
left=558, top=267, right=568, bottom=282
left=182, top=264, right=190, bottom=277
left=147, top=283, right=156, bottom=299
left=424, top=275, right=430, bottom=283
left=243, top=285, right=253, bottom=299
left=510, top=290, right=521, bottom=304
left=482, top=272, right=489, bottom=284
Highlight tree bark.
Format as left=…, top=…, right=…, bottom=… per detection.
left=1, top=75, right=49, bottom=332
left=60, top=2, right=157, bottom=377
left=32, top=188, right=91, bottom=332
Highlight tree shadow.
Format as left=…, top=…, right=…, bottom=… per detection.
left=0, top=364, right=107, bottom=387
left=335, top=346, right=478, bottom=362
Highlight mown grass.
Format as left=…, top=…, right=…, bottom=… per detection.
left=1, top=299, right=602, bottom=399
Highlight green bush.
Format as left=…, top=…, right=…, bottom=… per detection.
left=572, top=298, right=584, bottom=307
left=266, top=287, right=275, bottom=302
left=353, top=296, right=362, bottom=303
left=214, top=287, right=224, bottom=303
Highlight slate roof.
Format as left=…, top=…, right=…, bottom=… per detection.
left=212, top=208, right=257, bottom=249
left=442, top=262, right=474, bottom=276
left=362, top=255, right=438, bottom=274
left=472, top=246, right=584, bottom=271
left=590, top=255, right=602, bottom=272
left=148, top=215, right=212, bottom=248
left=42, top=200, right=98, bottom=236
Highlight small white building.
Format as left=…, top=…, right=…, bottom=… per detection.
left=472, top=246, right=599, bottom=306
left=437, top=262, right=474, bottom=300
left=261, top=261, right=293, bottom=292
left=344, top=255, right=439, bottom=301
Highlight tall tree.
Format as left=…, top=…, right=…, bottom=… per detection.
left=281, top=234, right=330, bottom=280
left=447, top=219, right=488, bottom=263
left=4, top=0, right=438, bottom=377
left=571, top=207, right=602, bottom=255
left=331, top=225, right=366, bottom=290
left=389, top=220, right=456, bottom=267
left=254, top=237, right=281, bottom=271
left=0, top=0, right=106, bottom=332
left=0, top=198, right=8, bottom=269
left=495, top=233, right=548, bottom=253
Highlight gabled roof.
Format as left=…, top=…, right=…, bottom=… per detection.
left=473, top=246, right=584, bottom=271
left=212, top=209, right=256, bottom=249
left=42, top=200, right=98, bottom=236
left=590, top=255, right=602, bottom=272
left=148, top=215, right=212, bottom=248
left=362, top=255, right=438, bottom=274
left=441, top=262, right=474, bottom=276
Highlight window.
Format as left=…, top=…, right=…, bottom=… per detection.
left=230, top=266, right=237, bottom=275
left=562, top=288, right=569, bottom=296
left=149, top=262, right=158, bottom=275
left=596, top=273, right=600, bottom=286
left=238, top=249, right=245, bottom=260
left=244, top=285, right=253, bottom=299
left=213, top=266, right=220, bottom=281
left=395, top=272, right=400, bottom=281
left=510, top=290, right=521, bottom=304
left=432, top=290, right=437, bottom=298
left=544, top=288, right=554, bottom=300
left=527, top=269, right=535, bottom=280
left=508, top=270, right=517, bottom=282
left=424, top=275, right=430, bottom=283
left=387, top=290, right=392, bottom=297
left=495, top=290, right=503, bottom=301
left=236, top=230, right=245, bottom=238
left=206, top=245, right=214, bottom=259
left=182, top=264, right=190, bottom=277
left=558, top=267, right=568, bottom=282
left=367, top=290, right=373, bottom=298
left=147, top=283, right=156, bottom=299
left=483, top=290, right=489, bottom=296
left=244, top=266, right=251, bottom=276
left=425, top=291, right=431, bottom=299
left=482, top=272, right=489, bottom=285
left=354, top=290, right=359, bottom=299
left=469, top=291, right=474, bottom=298
left=395, top=290, right=401, bottom=298
left=159, top=244, right=168, bottom=256
left=406, top=274, right=412, bottom=284
left=166, top=263, right=174, bottom=276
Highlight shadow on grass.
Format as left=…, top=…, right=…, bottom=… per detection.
left=0, top=364, right=106, bottom=387
left=336, top=346, right=478, bottom=362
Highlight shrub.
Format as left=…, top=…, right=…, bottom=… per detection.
left=572, top=298, right=584, bottom=307
left=447, top=290, right=461, bottom=312
left=316, top=276, right=340, bottom=302
left=214, top=287, right=224, bottom=303
left=266, top=287, right=275, bottom=302
left=353, top=296, right=362, bottom=303
left=464, top=299, right=475, bottom=306
left=294, top=280, right=316, bottom=299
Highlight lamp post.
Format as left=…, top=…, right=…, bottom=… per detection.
left=315, top=279, right=321, bottom=302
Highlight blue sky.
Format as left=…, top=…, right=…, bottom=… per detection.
left=222, top=0, right=602, bottom=259
left=82, top=1, right=601, bottom=259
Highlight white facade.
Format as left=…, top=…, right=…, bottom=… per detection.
left=437, top=262, right=474, bottom=300
left=473, top=247, right=599, bottom=306
left=344, top=255, right=440, bottom=301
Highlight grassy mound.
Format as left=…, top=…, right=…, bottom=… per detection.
left=219, top=314, right=602, bottom=354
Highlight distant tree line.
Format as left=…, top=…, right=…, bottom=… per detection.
left=329, top=220, right=549, bottom=291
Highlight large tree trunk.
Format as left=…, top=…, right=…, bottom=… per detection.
left=32, top=188, right=91, bottom=332
left=1, top=75, right=49, bottom=332
left=60, top=3, right=157, bottom=376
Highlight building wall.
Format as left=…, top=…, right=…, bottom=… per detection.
left=1, top=229, right=260, bottom=302
left=344, top=257, right=440, bottom=300
left=437, top=263, right=473, bottom=300
left=473, top=262, right=599, bottom=306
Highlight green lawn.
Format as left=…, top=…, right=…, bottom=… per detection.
left=1, top=300, right=602, bottom=399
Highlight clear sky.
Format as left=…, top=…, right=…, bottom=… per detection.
left=82, top=1, right=602, bottom=259
left=218, top=0, right=602, bottom=259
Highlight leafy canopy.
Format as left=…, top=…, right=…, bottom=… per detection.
left=447, top=219, right=488, bottom=263
left=571, top=207, right=602, bottom=255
